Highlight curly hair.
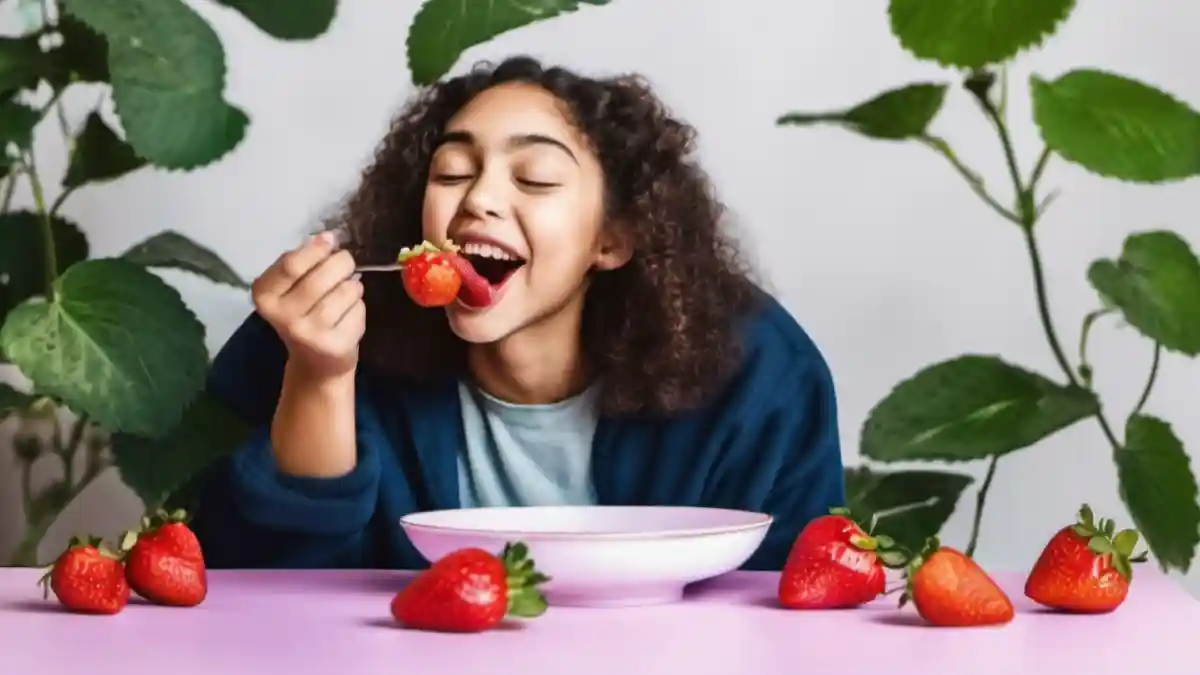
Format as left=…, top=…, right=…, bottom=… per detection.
left=329, top=56, right=760, bottom=416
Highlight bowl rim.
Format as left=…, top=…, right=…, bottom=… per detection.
left=399, top=505, right=773, bottom=541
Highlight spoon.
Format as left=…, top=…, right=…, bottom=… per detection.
left=354, top=263, right=403, bottom=273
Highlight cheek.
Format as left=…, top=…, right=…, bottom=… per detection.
left=523, top=200, right=603, bottom=282
left=421, top=188, right=459, bottom=240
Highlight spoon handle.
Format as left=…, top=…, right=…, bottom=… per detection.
left=354, top=264, right=402, bottom=273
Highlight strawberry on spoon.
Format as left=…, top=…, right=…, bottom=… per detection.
left=395, top=240, right=464, bottom=307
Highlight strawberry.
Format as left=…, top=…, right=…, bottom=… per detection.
left=397, top=240, right=463, bottom=307
left=39, top=535, right=130, bottom=615
left=120, top=508, right=207, bottom=607
left=778, top=507, right=908, bottom=609
left=901, top=537, right=1014, bottom=627
left=390, top=542, right=550, bottom=633
left=1024, top=504, right=1148, bottom=613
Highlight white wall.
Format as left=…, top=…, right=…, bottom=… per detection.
left=3, top=0, right=1198, bottom=594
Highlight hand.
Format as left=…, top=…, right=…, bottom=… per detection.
left=251, top=231, right=365, bottom=381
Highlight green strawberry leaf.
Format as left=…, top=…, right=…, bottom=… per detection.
left=1112, top=529, right=1140, bottom=558
left=48, top=15, right=110, bottom=87
left=209, top=0, right=339, bottom=40
left=121, top=230, right=248, bottom=288
left=61, top=0, right=250, bottom=170
left=0, top=382, right=35, bottom=420
left=0, top=211, right=90, bottom=317
left=406, top=0, right=611, bottom=85
left=112, top=392, right=250, bottom=510
left=0, top=258, right=208, bottom=438
left=1117, top=415, right=1200, bottom=573
left=777, top=83, right=948, bottom=140
left=1032, top=70, right=1200, bottom=183
left=63, top=112, right=146, bottom=189
left=1087, top=231, right=1200, bottom=356
left=843, top=465, right=973, bottom=554
left=0, top=35, right=54, bottom=94
left=888, top=0, right=1076, bottom=70
left=861, top=355, right=1098, bottom=462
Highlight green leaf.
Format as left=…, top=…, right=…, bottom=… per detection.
left=888, top=0, right=1076, bottom=70
left=112, top=392, right=250, bottom=510
left=843, top=465, right=973, bottom=553
left=1087, top=231, right=1200, bottom=356
left=406, top=0, right=611, bottom=85
left=49, top=15, right=110, bottom=87
left=1117, top=415, right=1200, bottom=572
left=0, top=211, right=90, bottom=316
left=0, top=382, right=35, bottom=419
left=0, top=258, right=208, bottom=438
left=777, top=83, right=947, bottom=141
left=1032, top=70, right=1200, bottom=183
left=121, top=231, right=248, bottom=288
left=63, top=112, right=146, bottom=189
left=0, top=35, right=53, bottom=94
left=0, top=100, right=42, bottom=152
left=210, top=0, right=339, bottom=40
left=1112, top=529, right=1139, bottom=558
left=861, top=355, right=1098, bottom=462
left=61, top=0, right=250, bottom=170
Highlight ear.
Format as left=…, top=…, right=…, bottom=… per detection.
left=593, top=223, right=634, bottom=271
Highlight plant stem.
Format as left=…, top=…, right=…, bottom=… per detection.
left=1021, top=228, right=1080, bottom=386
left=918, top=135, right=1022, bottom=225
left=24, top=153, right=57, bottom=296
left=1077, top=308, right=1114, bottom=386
left=0, top=175, right=17, bottom=214
left=1131, top=343, right=1161, bottom=416
left=965, top=455, right=999, bottom=558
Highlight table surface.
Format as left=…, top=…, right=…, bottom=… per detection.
left=1, top=567, right=1196, bottom=674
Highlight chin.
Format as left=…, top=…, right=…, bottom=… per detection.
left=445, top=311, right=515, bottom=345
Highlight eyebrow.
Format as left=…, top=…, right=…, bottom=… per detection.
left=436, top=130, right=578, bottom=164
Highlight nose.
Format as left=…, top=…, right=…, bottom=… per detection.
left=460, top=171, right=507, bottom=221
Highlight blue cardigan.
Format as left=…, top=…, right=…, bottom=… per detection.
left=190, top=295, right=846, bottom=571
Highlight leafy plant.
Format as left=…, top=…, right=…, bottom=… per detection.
left=0, top=0, right=340, bottom=566
left=1, top=0, right=636, bottom=567
left=779, top=0, right=1200, bottom=571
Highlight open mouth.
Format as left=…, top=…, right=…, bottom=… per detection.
left=452, top=240, right=527, bottom=308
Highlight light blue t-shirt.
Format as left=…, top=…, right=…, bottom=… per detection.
left=456, top=380, right=600, bottom=508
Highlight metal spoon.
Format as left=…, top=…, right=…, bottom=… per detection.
left=354, top=264, right=403, bottom=273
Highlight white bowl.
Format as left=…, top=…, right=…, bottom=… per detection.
left=400, top=505, right=772, bottom=607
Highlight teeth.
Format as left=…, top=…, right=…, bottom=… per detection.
left=461, top=240, right=517, bottom=261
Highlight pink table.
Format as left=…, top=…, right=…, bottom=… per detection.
left=2, top=568, right=1196, bottom=674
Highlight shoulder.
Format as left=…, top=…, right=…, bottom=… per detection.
left=731, top=290, right=835, bottom=402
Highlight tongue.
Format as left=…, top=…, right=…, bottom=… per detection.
left=449, top=254, right=494, bottom=308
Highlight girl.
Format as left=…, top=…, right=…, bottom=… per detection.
left=192, top=56, right=845, bottom=571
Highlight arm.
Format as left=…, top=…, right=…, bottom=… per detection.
left=190, top=313, right=383, bottom=569
left=701, top=336, right=846, bottom=571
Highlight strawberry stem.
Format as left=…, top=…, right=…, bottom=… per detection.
left=498, top=542, right=551, bottom=619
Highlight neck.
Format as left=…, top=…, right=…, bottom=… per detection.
left=467, top=293, right=591, bottom=405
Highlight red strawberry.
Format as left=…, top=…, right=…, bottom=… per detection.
left=391, top=542, right=550, bottom=632
left=1024, top=504, right=1148, bottom=613
left=778, top=507, right=908, bottom=609
left=901, top=537, right=1014, bottom=627
left=39, top=535, right=130, bottom=615
left=397, top=240, right=463, bottom=307
left=120, top=509, right=207, bottom=607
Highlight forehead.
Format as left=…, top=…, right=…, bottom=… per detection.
left=446, top=82, right=582, bottom=146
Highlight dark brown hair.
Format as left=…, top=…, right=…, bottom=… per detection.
left=331, top=56, right=759, bottom=416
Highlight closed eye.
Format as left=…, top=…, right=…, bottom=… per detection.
left=518, top=179, right=561, bottom=188
left=431, top=174, right=473, bottom=184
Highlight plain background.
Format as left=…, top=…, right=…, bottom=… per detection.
left=1, top=0, right=1198, bottom=596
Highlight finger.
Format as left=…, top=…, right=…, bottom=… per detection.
left=257, top=232, right=341, bottom=299
left=334, top=299, right=366, bottom=336
left=280, top=249, right=357, bottom=314
left=308, top=277, right=364, bottom=327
